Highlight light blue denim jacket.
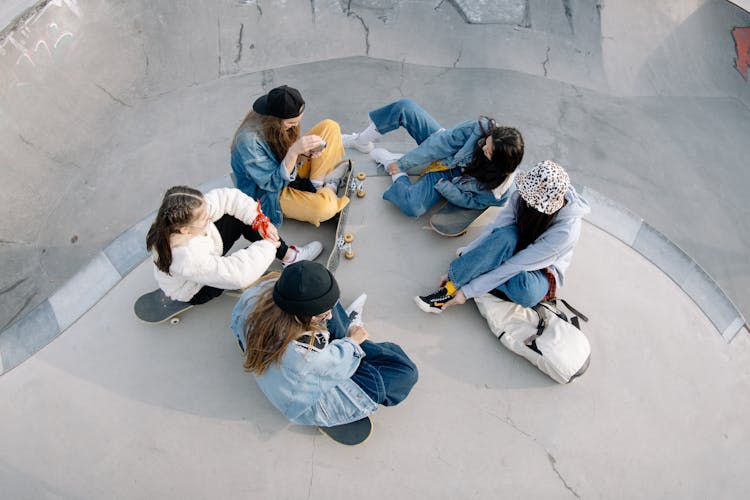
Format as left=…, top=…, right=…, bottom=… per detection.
left=459, top=186, right=591, bottom=299
left=397, top=118, right=489, bottom=175
left=230, top=281, right=378, bottom=427
left=434, top=175, right=516, bottom=210
left=230, top=128, right=296, bottom=227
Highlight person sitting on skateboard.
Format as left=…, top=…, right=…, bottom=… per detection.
left=414, top=161, right=590, bottom=312
left=231, top=85, right=350, bottom=227
left=342, top=98, right=524, bottom=217
left=231, top=261, right=418, bottom=428
left=146, top=185, right=322, bottom=305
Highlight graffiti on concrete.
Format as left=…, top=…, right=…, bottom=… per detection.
left=0, top=0, right=81, bottom=86
left=732, top=26, right=750, bottom=81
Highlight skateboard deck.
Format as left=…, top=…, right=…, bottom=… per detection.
left=134, top=289, right=193, bottom=324
left=429, top=202, right=486, bottom=237
left=326, top=159, right=365, bottom=272
left=318, top=416, right=372, bottom=445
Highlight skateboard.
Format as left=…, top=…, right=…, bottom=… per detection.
left=318, top=416, right=372, bottom=445
left=429, top=202, right=486, bottom=237
left=326, top=160, right=366, bottom=272
left=134, top=288, right=244, bottom=325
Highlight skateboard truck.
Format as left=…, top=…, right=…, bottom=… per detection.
left=352, top=171, right=366, bottom=198
left=336, top=233, right=355, bottom=259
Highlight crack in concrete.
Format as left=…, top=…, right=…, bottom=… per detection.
left=305, top=438, right=316, bottom=500
left=94, top=83, right=131, bottom=107
left=1, top=288, right=37, bottom=331
left=217, top=16, right=222, bottom=76
left=261, top=69, right=274, bottom=91
left=18, top=134, right=80, bottom=169
left=0, top=277, right=29, bottom=295
left=562, top=0, right=574, bottom=34
left=547, top=453, right=581, bottom=499
left=452, top=47, right=462, bottom=68
left=434, top=0, right=446, bottom=10
left=234, top=23, right=244, bottom=64
left=348, top=11, right=370, bottom=56
left=398, top=58, right=406, bottom=96
left=486, top=410, right=581, bottom=499
left=310, top=0, right=317, bottom=24
left=542, top=46, right=550, bottom=77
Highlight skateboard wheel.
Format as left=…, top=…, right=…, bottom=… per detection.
left=343, top=233, right=354, bottom=243
left=345, top=250, right=355, bottom=259
left=356, top=189, right=366, bottom=198
left=170, top=317, right=180, bottom=325
left=356, top=171, right=366, bottom=181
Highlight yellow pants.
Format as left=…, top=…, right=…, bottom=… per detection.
left=279, top=119, right=350, bottom=227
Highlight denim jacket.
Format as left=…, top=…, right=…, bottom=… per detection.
left=434, top=175, right=516, bottom=210
left=397, top=118, right=489, bottom=175
left=230, top=282, right=378, bottom=427
left=230, top=128, right=293, bottom=227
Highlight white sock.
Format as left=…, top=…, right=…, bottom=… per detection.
left=357, top=122, right=381, bottom=143
left=391, top=172, right=407, bottom=182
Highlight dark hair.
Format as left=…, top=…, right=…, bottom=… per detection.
left=462, top=119, right=524, bottom=190
left=232, top=109, right=300, bottom=162
left=515, top=197, right=559, bottom=253
left=146, top=186, right=205, bottom=274
left=243, top=274, right=326, bottom=375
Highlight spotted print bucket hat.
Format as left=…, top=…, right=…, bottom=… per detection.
left=515, top=160, right=570, bottom=215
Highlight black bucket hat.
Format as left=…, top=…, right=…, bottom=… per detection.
left=253, top=85, right=305, bottom=119
left=273, top=261, right=340, bottom=316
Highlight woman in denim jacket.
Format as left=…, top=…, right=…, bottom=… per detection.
left=231, top=85, right=350, bottom=227
left=231, top=261, right=418, bottom=428
left=414, top=161, right=590, bottom=313
left=343, top=99, right=524, bottom=217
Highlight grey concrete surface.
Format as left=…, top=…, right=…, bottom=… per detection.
left=1, top=0, right=750, bottom=494
left=1, top=177, right=749, bottom=499
left=1, top=0, right=750, bottom=342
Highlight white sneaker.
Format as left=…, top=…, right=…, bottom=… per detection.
left=370, top=148, right=403, bottom=173
left=345, top=293, right=367, bottom=326
left=342, top=133, right=375, bottom=153
left=282, top=241, right=323, bottom=266
left=323, top=161, right=350, bottom=192
left=456, top=246, right=466, bottom=257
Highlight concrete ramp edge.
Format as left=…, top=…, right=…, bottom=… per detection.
left=0, top=174, right=746, bottom=376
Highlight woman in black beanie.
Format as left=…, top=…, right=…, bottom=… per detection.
left=230, top=261, right=418, bottom=428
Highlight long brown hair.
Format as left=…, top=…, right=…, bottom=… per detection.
left=462, top=119, right=524, bottom=190
left=232, top=109, right=300, bottom=162
left=242, top=275, right=326, bottom=375
left=145, top=186, right=204, bottom=274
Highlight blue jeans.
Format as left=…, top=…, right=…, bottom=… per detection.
left=448, top=225, right=549, bottom=308
left=327, top=303, right=418, bottom=406
left=369, top=99, right=462, bottom=217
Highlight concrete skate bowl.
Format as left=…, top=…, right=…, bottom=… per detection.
left=1, top=0, right=750, bottom=371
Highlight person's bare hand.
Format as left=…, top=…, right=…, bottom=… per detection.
left=262, top=223, right=280, bottom=243
left=348, top=325, right=369, bottom=344
left=443, top=289, right=467, bottom=310
left=292, top=134, right=323, bottom=156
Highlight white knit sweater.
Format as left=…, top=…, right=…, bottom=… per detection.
left=153, top=188, right=277, bottom=301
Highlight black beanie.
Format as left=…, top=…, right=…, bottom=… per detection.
left=272, top=261, right=340, bottom=316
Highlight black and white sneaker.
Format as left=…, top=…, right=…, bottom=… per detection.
left=414, top=287, right=454, bottom=314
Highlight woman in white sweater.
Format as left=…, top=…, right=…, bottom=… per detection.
left=146, top=185, right=322, bottom=304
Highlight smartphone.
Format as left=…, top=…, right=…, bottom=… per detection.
left=308, top=140, right=327, bottom=154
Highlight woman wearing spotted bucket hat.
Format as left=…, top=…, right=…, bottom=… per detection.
left=230, top=261, right=418, bottom=428
left=231, top=85, right=350, bottom=228
left=415, top=160, right=590, bottom=313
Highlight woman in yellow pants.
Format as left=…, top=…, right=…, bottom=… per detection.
left=231, top=85, right=349, bottom=227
